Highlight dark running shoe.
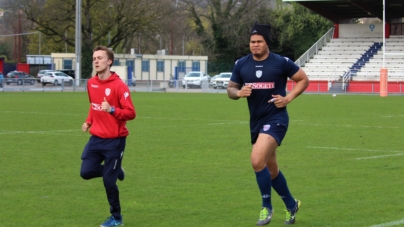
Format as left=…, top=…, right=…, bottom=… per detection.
left=284, top=199, right=301, bottom=224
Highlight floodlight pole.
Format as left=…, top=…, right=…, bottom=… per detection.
left=75, top=0, right=82, bottom=85
left=169, top=0, right=179, bottom=55
left=382, top=0, right=385, bottom=68
left=39, top=32, right=41, bottom=55
left=380, top=0, right=388, bottom=97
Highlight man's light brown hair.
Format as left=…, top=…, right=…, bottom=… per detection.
left=93, top=46, right=114, bottom=68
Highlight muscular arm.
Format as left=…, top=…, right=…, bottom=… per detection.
left=227, top=81, right=242, bottom=100
left=270, top=68, right=309, bottom=108
left=227, top=81, right=252, bottom=100
left=286, top=68, right=309, bottom=102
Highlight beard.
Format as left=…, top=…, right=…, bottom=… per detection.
left=251, top=48, right=269, bottom=60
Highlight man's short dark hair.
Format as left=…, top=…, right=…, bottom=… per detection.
left=93, top=46, right=114, bottom=68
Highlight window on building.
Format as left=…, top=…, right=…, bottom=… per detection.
left=178, top=61, right=186, bottom=72
left=192, top=61, right=200, bottom=71
left=142, top=60, right=150, bottom=72
left=126, top=60, right=134, bottom=67
left=157, top=60, right=164, bottom=72
left=63, top=59, right=72, bottom=69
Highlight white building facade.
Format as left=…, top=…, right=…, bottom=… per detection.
left=49, top=53, right=209, bottom=81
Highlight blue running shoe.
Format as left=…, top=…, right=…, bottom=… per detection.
left=118, top=167, right=125, bottom=181
left=100, top=215, right=123, bottom=227
left=284, top=199, right=301, bottom=224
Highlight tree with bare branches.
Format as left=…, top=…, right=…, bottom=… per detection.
left=181, top=0, right=268, bottom=61
left=6, top=0, right=174, bottom=78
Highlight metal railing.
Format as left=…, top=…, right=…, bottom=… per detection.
left=341, top=69, right=352, bottom=91
left=294, top=27, right=335, bottom=67
left=2, top=78, right=404, bottom=94
left=0, top=79, right=229, bottom=93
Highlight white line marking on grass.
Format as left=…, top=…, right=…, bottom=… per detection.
left=0, top=129, right=80, bottom=135
left=208, top=121, right=247, bottom=125
left=0, top=111, right=83, bottom=116
left=355, top=153, right=404, bottom=160
left=369, top=218, right=404, bottom=227
left=308, top=146, right=404, bottom=160
left=141, top=116, right=205, bottom=121
left=295, top=123, right=400, bottom=129
left=307, top=146, right=403, bottom=153
left=351, top=113, right=404, bottom=118
left=141, top=116, right=249, bottom=125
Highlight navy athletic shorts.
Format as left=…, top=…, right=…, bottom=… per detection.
left=250, top=122, right=288, bottom=145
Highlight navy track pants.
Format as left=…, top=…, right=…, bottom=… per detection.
left=80, top=136, right=126, bottom=218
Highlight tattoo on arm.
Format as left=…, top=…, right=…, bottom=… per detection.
left=227, top=81, right=242, bottom=100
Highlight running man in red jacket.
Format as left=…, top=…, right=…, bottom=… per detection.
left=80, top=46, right=136, bottom=227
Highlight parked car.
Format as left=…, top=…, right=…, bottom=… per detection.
left=209, top=74, right=219, bottom=87
left=182, top=71, right=210, bottom=88
left=213, top=72, right=232, bottom=89
left=41, top=71, right=74, bottom=86
left=56, top=69, right=75, bottom=79
left=37, top=70, right=55, bottom=82
left=0, top=72, right=3, bottom=88
left=5, top=71, right=36, bottom=85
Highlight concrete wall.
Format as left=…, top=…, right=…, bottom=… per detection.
left=339, top=24, right=383, bottom=38
left=50, top=53, right=76, bottom=70
left=110, top=66, right=128, bottom=81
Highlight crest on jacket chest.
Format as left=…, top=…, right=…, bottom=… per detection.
left=105, top=88, right=111, bottom=96
left=256, top=70, right=262, bottom=78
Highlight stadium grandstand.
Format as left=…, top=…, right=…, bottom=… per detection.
left=286, top=0, right=404, bottom=93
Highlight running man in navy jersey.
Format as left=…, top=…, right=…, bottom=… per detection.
left=227, top=23, right=309, bottom=226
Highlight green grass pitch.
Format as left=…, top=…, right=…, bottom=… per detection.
left=0, top=92, right=403, bottom=227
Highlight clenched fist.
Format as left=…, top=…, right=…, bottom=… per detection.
left=237, top=84, right=252, bottom=98
left=101, top=97, right=111, bottom=113
left=82, top=122, right=91, bottom=132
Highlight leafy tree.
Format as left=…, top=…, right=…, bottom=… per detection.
left=269, top=2, right=333, bottom=60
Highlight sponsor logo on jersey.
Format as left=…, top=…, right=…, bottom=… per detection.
left=255, top=65, right=263, bottom=68
left=256, top=70, right=262, bottom=78
left=124, top=92, right=129, bottom=100
left=105, top=88, right=111, bottom=96
left=263, top=124, right=270, bottom=131
left=245, top=82, right=275, bottom=89
left=91, top=103, right=102, bottom=111
left=91, top=84, right=98, bottom=88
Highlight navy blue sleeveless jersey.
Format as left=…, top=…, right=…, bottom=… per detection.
left=231, top=52, right=299, bottom=133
